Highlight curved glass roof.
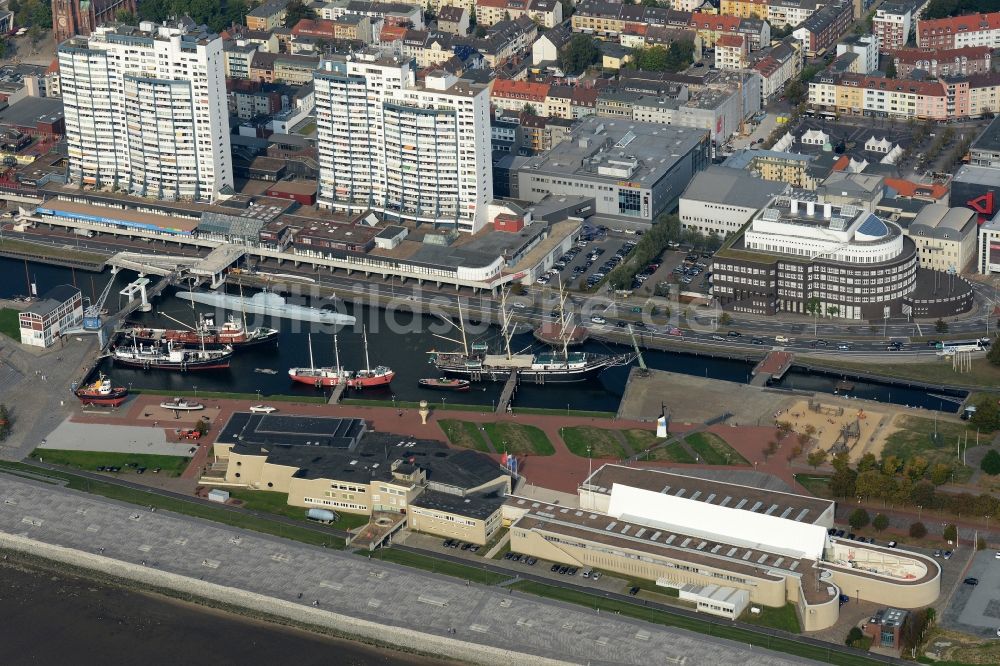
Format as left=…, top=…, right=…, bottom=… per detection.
left=857, top=213, right=889, bottom=238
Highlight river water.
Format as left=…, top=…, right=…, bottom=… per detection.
left=1, top=258, right=963, bottom=412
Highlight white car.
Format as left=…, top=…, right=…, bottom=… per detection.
left=249, top=404, right=278, bottom=414
left=590, top=316, right=607, bottom=325
left=512, top=302, right=526, bottom=309
left=774, top=335, right=790, bottom=344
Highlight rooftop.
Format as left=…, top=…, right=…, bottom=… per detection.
left=972, top=115, right=1000, bottom=154
left=24, top=284, right=79, bottom=316
left=219, top=413, right=367, bottom=450
left=410, top=489, right=506, bottom=520
left=681, top=165, right=788, bottom=208
left=0, top=96, right=64, bottom=129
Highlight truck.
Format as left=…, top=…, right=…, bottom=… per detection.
left=73, top=228, right=94, bottom=237
left=306, top=508, right=338, bottom=524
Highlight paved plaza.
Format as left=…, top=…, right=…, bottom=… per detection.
left=37, top=420, right=194, bottom=456
left=943, top=550, right=1000, bottom=640
left=0, top=475, right=813, bottom=666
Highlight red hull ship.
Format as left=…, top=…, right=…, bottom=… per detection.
left=288, top=330, right=394, bottom=389
left=74, top=373, right=129, bottom=407
left=123, top=314, right=278, bottom=349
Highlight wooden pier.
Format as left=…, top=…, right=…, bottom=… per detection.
left=750, top=351, right=794, bottom=387
left=495, top=370, right=518, bottom=414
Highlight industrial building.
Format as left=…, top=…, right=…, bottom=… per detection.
left=209, top=413, right=511, bottom=546
left=517, top=118, right=710, bottom=224
left=18, top=285, right=83, bottom=348
left=504, top=464, right=940, bottom=632
left=679, top=165, right=789, bottom=237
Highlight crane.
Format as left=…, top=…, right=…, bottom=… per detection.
left=82, top=269, right=119, bottom=330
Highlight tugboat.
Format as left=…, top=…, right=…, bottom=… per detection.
left=112, top=334, right=233, bottom=371
left=122, top=314, right=278, bottom=350
left=288, top=328, right=394, bottom=388
left=74, top=373, right=129, bottom=407
left=418, top=377, right=471, bottom=392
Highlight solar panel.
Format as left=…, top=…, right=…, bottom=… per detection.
left=720, top=496, right=732, bottom=507
left=660, top=485, right=671, bottom=494
left=705, top=493, right=716, bottom=504
left=690, top=491, right=702, bottom=501
left=765, top=504, right=778, bottom=515
left=726, top=547, right=737, bottom=557
left=780, top=507, right=793, bottom=519
left=757, top=554, right=769, bottom=564
left=650, top=531, right=661, bottom=541
left=773, top=557, right=785, bottom=568
left=711, top=545, right=721, bottom=553
left=735, top=499, right=747, bottom=510
left=605, top=522, right=617, bottom=531
left=742, top=551, right=752, bottom=560
left=696, top=541, right=707, bottom=550
left=750, top=501, right=763, bottom=512
left=675, top=488, right=686, bottom=497
left=794, top=509, right=810, bottom=522
left=634, top=528, right=647, bottom=538
left=790, top=561, right=800, bottom=570
left=620, top=525, right=631, bottom=534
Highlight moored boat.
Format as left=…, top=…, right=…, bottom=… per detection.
left=288, top=329, right=394, bottom=389
left=176, top=289, right=355, bottom=325
left=418, top=377, right=471, bottom=391
left=112, top=337, right=233, bottom=371
left=122, top=314, right=278, bottom=349
left=159, top=397, right=204, bottom=411
left=74, top=373, right=129, bottom=407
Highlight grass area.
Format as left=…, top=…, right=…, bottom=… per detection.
left=0, top=460, right=345, bottom=548
left=482, top=422, right=555, bottom=456
left=685, top=432, right=749, bottom=466
left=796, top=474, right=833, bottom=498
left=438, top=419, right=491, bottom=453
left=560, top=426, right=626, bottom=459
left=0, top=307, right=19, bottom=340
left=883, top=415, right=974, bottom=484
left=341, top=398, right=485, bottom=412
left=131, top=389, right=327, bottom=404
left=623, top=429, right=696, bottom=463
left=516, top=407, right=616, bottom=419
left=798, top=355, right=1000, bottom=389
left=0, top=236, right=109, bottom=264
left=30, top=449, right=190, bottom=477
left=740, top=603, right=802, bottom=634
left=369, top=548, right=510, bottom=585
left=509, top=581, right=876, bottom=666
left=221, top=489, right=370, bottom=531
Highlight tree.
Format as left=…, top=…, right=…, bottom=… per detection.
left=641, top=0, right=659, bottom=5
left=943, top=523, right=958, bottom=543
left=0, top=403, right=9, bottom=441
left=884, top=58, right=897, bottom=79
left=830, top=451, right=857, bottom=498
left=872, top=513, right=890, bottom=532
left=559, top=35, right=600, bottom=75
left=194, top=418, right=209, bottom=437
left=784, top=79, right=805, bottom=105
left=283, top=0, right=318, bottom=27
left=825, top=305, right=840, bottom=319
left=934, top=318, right=949, bottom=333
left=909, top=521, right=927, bottom=538
left=797, top=431, right=811, bottom=448
left=845, top=626, right=864, bottom=647
left=910, top=479, right=936, bottom=507
left=930, top=463, right=952, bottom=486
left=115, top=8, right=136, bottom=22
left=971, top=396, right=1000, bottom=432
left=981, top=449, right=1000, bottom=476
left=848, top=507, right=870, bottom=530
left=805, top=297, right=822, bottom=335
left=522, top=103, right=537, bottom=116
left=806, top=448, right=828, bottom=469
left=855, top=470, right=889, bottom=500
left=632, top=45, right=670, bottom=72
left=990, top=339, right=1000, bottom=367
left=719, top=312, right=732, bottom=326
left=856, top=452, right=878, bottom=474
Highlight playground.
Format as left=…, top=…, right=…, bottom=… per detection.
left=781, top=398, right=893, bottom=463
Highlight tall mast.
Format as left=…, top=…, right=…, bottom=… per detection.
left=363, top=325, right=371, bottom=373
left=558, top=277, right=570, bottom=363
left=307, top=333, right=315, bottom=371
left=334, top=333, right=342, bottom=376
left=238, top=280, right=249, bottom=333
left=499, top=288, right=513, bottom=360
left=456, top=298, right=469, bottom=356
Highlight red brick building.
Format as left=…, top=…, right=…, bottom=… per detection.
left=51, top=0, right=137, bottom=43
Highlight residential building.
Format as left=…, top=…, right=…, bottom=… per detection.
left=793, top=0, right=854, bottom=57
left=689, top=12, right=741, bottom=48
left=51, top=0, right=137, bottom=43
left=873, top=2, right=914, bottom=53
left=246, top=0, right=290, bottom=30
left=767, top=0, right=821, bottom=28
left=506, top=464, right=940, bottom=631
left=753, top=39, right=803, bottom=101
left=491, top=79, right=550, bottom=113
left=532, top=23, right=572, bottom=65
left=715, top=33, right=747, bottom=71
left=836, top=34, right=879, bottom=74
left=517, top=118, right=711, bottom=223
left=906, top=204, right=977, bottom=272
left=437, top=6, right=469, bottom=35
left=808, top=73, right=950, bottom=121
left=18, top=285, right=83, bottom=348
left=888, top=46, right=992, bottom=79
left=713, top=192, right=920, bottom=319
left=977, top=210, right=1000, bottom=274
left=917, top=11, right=1000, bottom=49
left=476, top=0, right=562, bottom=29
left=58, top=20, right=233, bottom=202
left=314, top=51, right=493, bottom=233
left=224, top=40, right=258, bottom=79
left=862, top=609, right=909, bottom=652
left=723, top=149, right=821, bottom=189
left=679, top=165, right=789, bottom=237
left=719, top=0, right=769, bottom=20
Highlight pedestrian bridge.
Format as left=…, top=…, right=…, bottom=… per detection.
left=106, top=243, right=247, bottom=288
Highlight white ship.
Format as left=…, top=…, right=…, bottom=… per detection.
left=176, top=290, right=355, bottom=326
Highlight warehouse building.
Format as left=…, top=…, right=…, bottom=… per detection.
left=18, top=284, right=83, bottom=347
left=679, top=165, right=789, bottom=237
left=504, top=464, right=940, bottom=632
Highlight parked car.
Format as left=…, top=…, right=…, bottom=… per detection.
left=964, top=577, right=979, bottom=586
left=629, top=586, right=640, bottom=596
left=775, top=335, right=790, bottom=343
left=590, top=316, right=607, bottom=324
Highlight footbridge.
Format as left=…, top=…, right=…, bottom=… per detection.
left=106, top=252, right=201, bottom=277
left=106, top=244, right=246, bottom=288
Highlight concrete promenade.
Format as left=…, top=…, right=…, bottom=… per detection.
left=0, top=475, right=810, bottom=666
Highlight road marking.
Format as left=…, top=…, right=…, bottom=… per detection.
left=271, top=553, right=290, bottom=563
left=596, top=636, right=610, bottom=646
left=367, top=598, right=382, bottom=609
left=201, top=558, right=220, bottom=569
left=418, top=594, right=449, bottom=607
left=319, top=580, right=343, bottom=591
left=469, top=624, right=489, bottom=633
left=516, top=617, right=534, bottom=628
left=635, top=630, right=651, bottom=641
left=86, top=524, right=99, bottom=532
left=137, top=544, right=151, bottom=553
left=21, top=516, right=42, bottom=526
left=173, top=537, right=188, bottom=546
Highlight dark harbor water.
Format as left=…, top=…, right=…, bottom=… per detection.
left=0, top=557, right=451, bottom=666
left=0, top=258, right=964, bottom=412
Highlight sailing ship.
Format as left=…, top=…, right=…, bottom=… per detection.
left=74, top=372, right=129, bottom=407
left=287, top=328, right=394, bottom=388
left=429, top=283, right=635, bottom=383
left=122, top=314, right=278, bottom=349
left=112, top=333, right=233, bottom=371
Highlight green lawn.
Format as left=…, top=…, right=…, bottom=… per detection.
left=31, top=449, right=190, bottom=477
left=796, top=474, right=833, bottom=498
left=560, top=426, right=626, bottom=459
left=798, top=355, right=1000, bottom=389
left=438, top=419, right=491, bottom=452
left=131, top=389, right=327, bottom=404
left=368, top=548, right=510, bottom=585
left=0, top=307, right=18, bottom=340
left=483, top=422, right=555, bottom=456
left=740, top=603, right=802, bottom=634
left=685, top=432, right=749, bottom=465
left=509, top=581, right=875, bottom=666
left=221, top=489, right=369, bottom=531
left=883, top=415, right=974, bottom=483
left=624, top=429, right=696, bottom=463
left=516, top=407, right=616, bottom=419
left=0, top=460, right=345, bottom=548
left=341, top=398, right=485, bottom=412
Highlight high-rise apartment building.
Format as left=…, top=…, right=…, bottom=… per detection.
left=314, top=50, right=492, bottom=233
left=58, top=20, right=233, bottom=202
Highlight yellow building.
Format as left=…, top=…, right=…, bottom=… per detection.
left=720, top=0, right=769, bottom=19
left=209, top=413, right=511, bottom=545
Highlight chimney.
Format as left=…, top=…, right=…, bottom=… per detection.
left=823, top=202, right=832, bottom=219
left=791, top=199, right=799, bottom=214
left=806, top=200, right=815, bottom=216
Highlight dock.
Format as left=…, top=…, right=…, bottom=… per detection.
left=750, top=351, right=794, bottom=387
left=328, top=382, right=347, bottom=405
left=496, top=370, right=518, bottom=414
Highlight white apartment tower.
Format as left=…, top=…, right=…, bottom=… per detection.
left=314, top=51, right=492, bottom=233
left=58, top=20, right=233, bottom=202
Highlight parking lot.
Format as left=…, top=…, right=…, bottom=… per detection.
left=534, top=225, right=640, bottom=293
left=943, top=549, right=1000, bottom=639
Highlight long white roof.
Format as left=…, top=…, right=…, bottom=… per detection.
left=606, top=483, right=827, bottom=561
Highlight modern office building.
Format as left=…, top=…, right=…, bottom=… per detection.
left=18, top=285, right=83, bottom=348
left=679, top=165, right=788, bottom=237
left=977, top=211, right=1000, bottom=275
left=906, top=204, right=977, bottom=273
left=314, top=50, right=493, bottom=233
left=505, top=464, right=940, bottom=631
left=57, top=20, right=233, bottom=202
left=713, top=191, right=918, bottom=319
left=517, top=118, right=710, bottom=224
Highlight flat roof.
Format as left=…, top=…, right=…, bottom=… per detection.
left=411, top=489, right=506, bottom=520
left=0, top=96, right=64, bottom=128
left=972, top=115, right=1000, bottom=153
left=582, top=464, right=833, bottom=523
left=37, top=198, right=200, bottom=233
left=681, top=166, right=788, bottom=208
left=219, top=412, right=366, bottom=450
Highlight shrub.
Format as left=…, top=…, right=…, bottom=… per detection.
left=909, top=521, right=927, bottom=538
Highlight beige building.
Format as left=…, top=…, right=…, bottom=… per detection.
left=504, top=465, right=940, bottom=632
left=907, top=204, right=977, bottom=272
left=209, top=413, right=511, bottom=545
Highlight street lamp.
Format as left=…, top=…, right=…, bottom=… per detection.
left=918, top=504, right=923, bottom=522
